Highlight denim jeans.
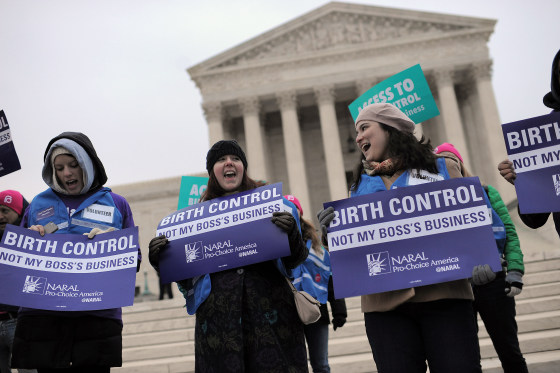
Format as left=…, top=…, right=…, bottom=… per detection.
left=304, top=322, right=330, bottom=373
left=364, top=299, right=482, bottom=373
left=0, top=318, right=35, bottom=373
left=473, top=275, right=528, bottom=373
left=0, top=318, right=15, bottom=373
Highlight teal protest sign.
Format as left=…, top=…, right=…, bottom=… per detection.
left=348, top=64, right=439, bottom=124
left=177, top=176, right=209, bottom=210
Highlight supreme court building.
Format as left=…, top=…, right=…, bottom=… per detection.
left=187, top=1, right=512, bottom=217
left=115, top=1, right=520, bottom=294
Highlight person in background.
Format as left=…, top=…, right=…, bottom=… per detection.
left=317, top=103, right=482, bottom=373
left=158, top=274, right=173, bottom=300
left=0, top=190, right=36, bottom=373
left=11, top=132, right=141, bottom=373
left=435, top=143, right=528, bottom=373
left=149, top=140, right=309, bottom=373
left=285, top=194, right=347, bottom=373
left=498, top=47, right=560, bottom=236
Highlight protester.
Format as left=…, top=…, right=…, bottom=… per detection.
left=317, top=103, right=481, bottom=372
left=11, top=132, right=140, bottom=373
left=285, top=194, right=346, bottom=373
left=148, top=140, right=309, bottom=373
left=498, top=47, right=560, bottom=236
left=0, top=190, right=36, bottom=373
left=435, top=143, right=528, bottom=373
left=158, top=274, right=173, bottom=300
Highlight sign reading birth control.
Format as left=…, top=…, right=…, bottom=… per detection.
left=156, top=183, right=290, bottom=283
left=0, top=110, right=22, bottom=177
left=323, top=177, right=501, bottom=299
left=502, top=110, right=560, bottom=213
left=0, top=225, right=139, bottom=311
left=348, top=64, right=440, bottom=124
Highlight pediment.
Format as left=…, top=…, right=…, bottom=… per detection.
left=189, top=2, right=495, bottom=76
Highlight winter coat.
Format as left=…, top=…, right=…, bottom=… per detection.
left=177, top=192, right=309, bottom=373
left=486, top=185, right=524, bottom=274
left=353, top=157, right=473, bottom=313
left=11, top=132, right=137, bottom=369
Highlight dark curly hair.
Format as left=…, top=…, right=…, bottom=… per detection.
left=350, top=123, right=438, bottom=191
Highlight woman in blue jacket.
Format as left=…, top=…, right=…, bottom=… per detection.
left=149, top=140, right=309, bottom=373
left=286, top=194, right=347, bottom=373
left=11, top=132, right=140, bottom=373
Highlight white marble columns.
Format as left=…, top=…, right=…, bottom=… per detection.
left=239, top=97, right=268, bottom=181
left=469, top=61, right=509, bottom=195
left=315, top=85, right=348, bottom=200
left=202, top=102, right=224, bottom=147
left=276, top=90, right=312, bottom=215
left=433, top=68, right=471, bottom=163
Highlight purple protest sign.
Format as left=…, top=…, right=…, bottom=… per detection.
left=0, top=225, right=138, bottom=311
left=502, top=111, right=560, bottom=213
left=156, top=183, right=290, bottom=283
left=323, top=177, right=501, bottom=299
left=0, top=110, right=22, bottom=177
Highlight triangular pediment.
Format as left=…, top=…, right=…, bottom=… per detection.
left=189, top=2, right=495, bottom=76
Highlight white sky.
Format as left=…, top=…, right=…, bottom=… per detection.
left=0, top=0, right=558, bottom=201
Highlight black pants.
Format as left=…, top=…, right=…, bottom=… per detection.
left=159, top=281, right=173, bottom=300
left=12, top=315, right=122, bottom=370
left=473, top=275, right=528, bottom=373
left=364, top=299, right=481, bottom=373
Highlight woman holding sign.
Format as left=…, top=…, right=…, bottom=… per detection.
left=286, top=194, right=347, bottom=373
left=318, top=103, right=481, bottom=373
left=11, top=132, right=140, bottom=373
left=149, top=140, right=309, bottom=373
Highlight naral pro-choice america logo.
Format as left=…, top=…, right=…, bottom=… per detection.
left=22, top=275, right=47, bottom=295
left=366, top=252, right=392, bottom=276
left=553, top=174, right=560, bottom=196
left=185, top=241, right=203, bottom=263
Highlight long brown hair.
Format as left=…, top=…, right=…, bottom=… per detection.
left=300, top=216, right=322, bottom=254
left=201, top=169, right=266, bottom=202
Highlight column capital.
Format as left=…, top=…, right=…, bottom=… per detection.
left=239, top=96, right=261, bottom=116
left=314, top=85, right=336, bottom=105
left=276, top=90, right=298, bottom=110
left=432, top=68, right=455, bottom=86
left=456, top=82, right=477, bottom=102
left=202, top=102, right=223, bottom=122
left=469, top=60, right=493, bottom=81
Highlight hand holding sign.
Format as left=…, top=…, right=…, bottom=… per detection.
left=317, top=206, right=335, bottom=243
left=497, top=160, right=516, bottom=185
left=501, top=110, right=560, bottom=213
left=148, top=235, right=168, bottom=272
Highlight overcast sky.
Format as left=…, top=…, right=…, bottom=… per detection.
left=1, top=0, right=558, bottom=200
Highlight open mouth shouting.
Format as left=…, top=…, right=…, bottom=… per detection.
left=360, top=142, right=371, bottom=154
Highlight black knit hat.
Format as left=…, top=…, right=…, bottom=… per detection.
left=206, top=140, right=248, bottom=174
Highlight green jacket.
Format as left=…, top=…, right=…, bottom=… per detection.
left=487, top=185, right=524, bottom=274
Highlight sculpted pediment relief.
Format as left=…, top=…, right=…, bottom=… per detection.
left=208, top=11, right=473, bottom=70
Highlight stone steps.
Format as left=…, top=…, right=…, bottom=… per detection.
left=114, top=257, right=560, bottom=373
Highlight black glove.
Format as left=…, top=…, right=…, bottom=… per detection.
left=149, top=235, right=168, bottom=272
left=272, top=212, right=307, bottom=268
left=317, top=207, right=335, bottom=245
left=271, top=211, right=299, bottom=241
left=332, top=317, right=346, bottom=331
